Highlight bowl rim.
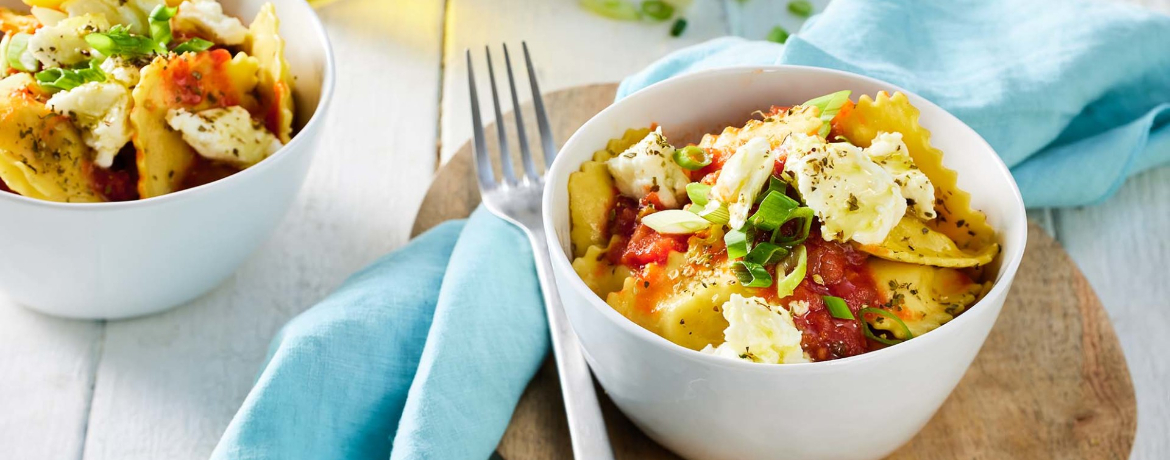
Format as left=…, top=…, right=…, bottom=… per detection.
left=543, top=64, right=1029, bottom=374
left=0, top=0, right=337, bottom=211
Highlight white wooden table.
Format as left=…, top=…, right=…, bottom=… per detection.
left=1, top=1, right=1166, bottom=458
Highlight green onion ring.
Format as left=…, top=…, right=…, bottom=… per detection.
left=673, top=145, right=711, bottom=170
left=859, top=307, right=914, bottom=344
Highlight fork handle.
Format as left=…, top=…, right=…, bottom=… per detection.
left=526, top=228, right=616, bottom=460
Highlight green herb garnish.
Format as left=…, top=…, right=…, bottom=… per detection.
left=787, top=0, right=813, bottom=18
left=35, top=60, right=106, bottom=92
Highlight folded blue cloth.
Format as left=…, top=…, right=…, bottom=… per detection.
left=211, top=208, right=548, bottom=459
left=619, top=0, right=1170, bottom=208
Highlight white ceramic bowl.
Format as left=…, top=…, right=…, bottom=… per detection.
left=0, top=0, right=334, bottom=319
left=543, top=66, right=1027, bottom=460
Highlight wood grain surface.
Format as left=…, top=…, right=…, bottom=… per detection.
left=411, top=83, right=1137, bottom=460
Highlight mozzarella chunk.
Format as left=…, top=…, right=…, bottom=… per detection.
left=865, top=132, right=937, bottom=220
left=46, top=82, right=132, bottom=168
left=605, top=127, right=689, bottom=209
left=99, top=56, right=141, bottom=87
left=165, top=106, right=282, bottom=167
left=28, top=14, right=109, bottom=68
left=700, top=294, right=808, bottom=364
left=782, top=134, right=906, bottom=245
left=709, top=136, right=774, bottom=229
left=174, top=0, right=250, bottom=45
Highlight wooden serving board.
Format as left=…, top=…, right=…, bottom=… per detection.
left=411, top=83, right=1137, bottom=460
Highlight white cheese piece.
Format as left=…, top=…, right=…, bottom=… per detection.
left=28, top=14, right=109, bottom=68
left=165, top=106, right=282, bottom=167
left=700, top=294, right=808, bottom=364
left=174, top=0, right=250, bottom=46
left=709, top=136, right=775, bottom=229
left=864, top=132, right=937, bottom=220
left=605, top=127, right=689, bottom=209
left=782, top=134, right=906, bottom=245
left=99, top=56, right=141, bottom=87
left=46, top=82, right=132, bottom=169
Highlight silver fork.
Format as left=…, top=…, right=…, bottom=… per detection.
left=467, top=43, right=615, bottom=460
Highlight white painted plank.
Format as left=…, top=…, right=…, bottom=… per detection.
left=79, top=1, right=445, bottom=458
left=440, top=0, right=729, bottom=163
left=1054, top=167, right=1170, bottom=460
left=724, top=0, right=830, bottom=40
left=1053, top=1, right=1170, bottom=459
left=0, top=304, right=101, bottom=460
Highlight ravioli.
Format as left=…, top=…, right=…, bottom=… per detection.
left=571, top=237, right=632, bottom=298
left=860, top=216, right=998, bottom=268
left=866, top=258, right=985, bottom=337
left=698, top=105, right=822, bottom=151
left=604, top=227, right=757, bottom=351
left=567, top=127, right=649, bottom=257
left=0, top=74, right=102, bottom=202
left=835, top=92, right=998, bottom=256
left=245, top=2, right=293, bottom=143
left=131, top=49, right=259, bottom=198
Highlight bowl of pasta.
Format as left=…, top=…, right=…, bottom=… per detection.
left=543, top=66, right=1027, bottom=460
left=0, top=0, right=333, bottom=318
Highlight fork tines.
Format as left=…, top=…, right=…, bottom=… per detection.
left=466, top=42, right=555, bottom=190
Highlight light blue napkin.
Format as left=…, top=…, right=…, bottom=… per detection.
left=210, top=208, right=548, bottom=459
left=619, top=0, right=1170, bottom=207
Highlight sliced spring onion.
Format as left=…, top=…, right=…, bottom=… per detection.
left=172, top=38, right=214, bottom=54
left=801, top=90, right=851, bottom=137
left=749, top=191, right=800, bottom=231
left=696, top=201, right=730, bottom=225
left=35, top=60, right=106, bottom=92
left=774, top=245, right=807, bottom=298
left=771, top=207, right=814, bottom=246
left=823, top=295, right=854, bottom=320
left=670, top=17, right=687, bottom=36
left=580, top=0, right=641, bottom=20
left=686, top=182, right=710, bottom=206
left=733, top=261, right=773, bottom=288
left=745, top=242, right=788, bottom=265
left=724, top=228, right=749, bottom=259
left=6, top=33, right=39, bottom=73
left=766, top=25, right=789, bottom=44
left=86, top=25, right=164, bottom=58
left=640, top=0, right=674, bottom=20
left=787, top=0, right=813, bottom=18
left=641, top=209, right=711, bottom=234
left=859, top=307, right=914, bottom=344
left=673, top=145, right=711, bottom=170
left=149, top=5, right=178, bottom=47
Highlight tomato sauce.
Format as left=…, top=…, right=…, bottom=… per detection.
left=786, top=229, right=883, bottom=361
left=611, top=223, right=689, bottom=270
left=87, top=154, right=139, bottom=202
left=0, top=178, right=11, bottom=194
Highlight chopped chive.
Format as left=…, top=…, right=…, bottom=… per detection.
left=787, top=0, right=813, bottom=18
left=823, top=295, right=853, bottom=320
left=640, top=0, right=674, bottom=21
left=745, top=242, right=788, bottom=266
left=860, top=307, right=914, bottom=344
left=670, top=17, right=687, bottom=37
left=686, top=182, right=710, bottom=206
left=725, top=228, right=749, bottom=259
left=673, top=145, right=711, bottom=170
left=172, top=38, right=214, bottom=54
left=766, top=25, right=789, bottom=44
left=734, top=261, right=773, bottom=288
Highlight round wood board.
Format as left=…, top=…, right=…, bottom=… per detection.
left=411, top=83, right=1136, bottom=460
